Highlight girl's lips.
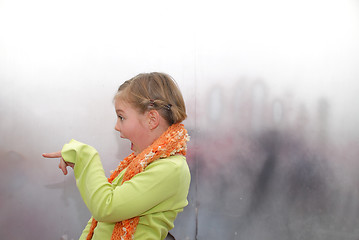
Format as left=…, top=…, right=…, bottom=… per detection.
left=131, top=142, right=134, bottom=151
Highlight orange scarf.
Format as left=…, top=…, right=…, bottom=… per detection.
left=86, top=123, right=189, bottom=240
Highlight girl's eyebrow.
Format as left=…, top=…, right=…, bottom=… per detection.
left=116, top=109, right=124, bottom=113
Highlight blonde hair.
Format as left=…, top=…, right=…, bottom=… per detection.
left=115, top=72, right=187, bottom=125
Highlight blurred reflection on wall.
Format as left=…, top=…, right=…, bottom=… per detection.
left=1, top=0, right=359, bottom=240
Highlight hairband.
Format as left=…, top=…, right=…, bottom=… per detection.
left=163, top=104, right=172, bottom=111
left=149, top=99, right=172, bottom=111
left=149, top=99, right=155, bottom=106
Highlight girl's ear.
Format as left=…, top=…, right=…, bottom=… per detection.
left=147, top=110, right=160, bottom=130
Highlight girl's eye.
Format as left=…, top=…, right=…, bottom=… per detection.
left=117, top=115, right=124, bottom=120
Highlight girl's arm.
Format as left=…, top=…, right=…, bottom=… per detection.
left=60, top=139, right=189, bottom=223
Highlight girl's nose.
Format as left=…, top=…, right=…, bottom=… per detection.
left=115, top=122, right=120, bottom=132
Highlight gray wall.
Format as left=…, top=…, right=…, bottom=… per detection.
left=1, top=0, right=359, bottom=239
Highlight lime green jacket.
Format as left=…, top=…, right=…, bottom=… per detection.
left=61, top=139, right=191, bottom=240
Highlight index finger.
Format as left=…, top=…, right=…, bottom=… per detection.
left=42, top=151, right=62, bottom=158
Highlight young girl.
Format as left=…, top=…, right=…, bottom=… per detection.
left=43, top=72, right=191, bottom=240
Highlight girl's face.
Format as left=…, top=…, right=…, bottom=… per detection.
left=114, top=99, right=151, bottom=155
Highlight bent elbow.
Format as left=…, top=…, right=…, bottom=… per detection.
left=91, top=207, right=125, bottom=223
left=90, top=196, right=127, bottom=223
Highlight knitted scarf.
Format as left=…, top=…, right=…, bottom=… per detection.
left=85, top=123, right=189, bottom=240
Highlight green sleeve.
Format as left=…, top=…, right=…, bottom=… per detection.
left=61, top=139, right=186, bottom=223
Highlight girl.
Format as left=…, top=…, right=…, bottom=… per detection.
left=43, top=72, right=191, bottom=240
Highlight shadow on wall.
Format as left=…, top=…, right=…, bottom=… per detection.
left=174, top=77, right=359, bottom=240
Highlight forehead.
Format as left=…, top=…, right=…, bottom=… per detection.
left=114, top=98, right=143, bottom=116
left=114, top=98, right=131, bottom=110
